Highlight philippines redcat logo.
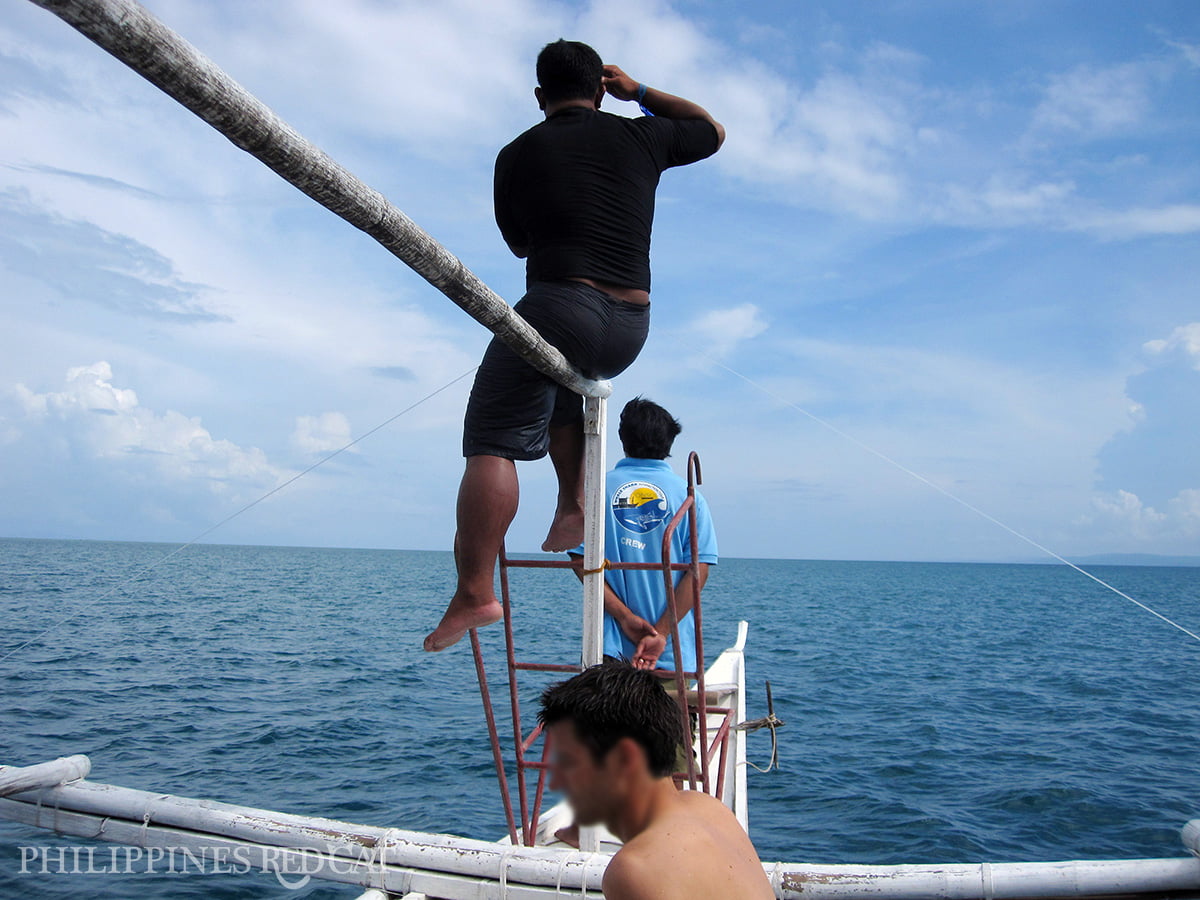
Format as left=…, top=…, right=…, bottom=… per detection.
left=612, top=481, right=669, bottom=534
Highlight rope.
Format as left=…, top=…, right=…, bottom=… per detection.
left=374, top=827, right=402, bottom=890
left=0, top=367, right=478, bottom=664
left=580, top=852, right=599, bottom=899
left=581, top=559, right=610, bottom=576
left=738, top=680, right=783, bottom=773
left=554, top=851, right=571, bottom=893
left=770, top=860, right=784, bottom=894
left=497, top=845, right=515, bottom=897
left=739, top=713, right=783, bottom=774
left=711, top=359, right=1200, bottom=648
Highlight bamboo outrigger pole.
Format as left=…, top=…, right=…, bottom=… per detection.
left=27, top=0, right=610, bottom=402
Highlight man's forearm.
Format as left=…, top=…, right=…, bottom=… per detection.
left=604, top=584, right=637, bottom=629
left=653, top=563, right=710, bottom=635
left=638, top=87, right=712, bottom=124
left=602, top=64, right=726, bottom=148
left=571, top=553, right=639, bottom=630
left=636, top=87, right=725, bottom=148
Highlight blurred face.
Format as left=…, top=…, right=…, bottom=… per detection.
left=546, top=721, right=616, bottom=826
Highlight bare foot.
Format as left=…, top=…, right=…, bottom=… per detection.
left=541, top=508, right=585, bottom=552
left=423, top=596, right=503, bottom=652
left=554, top=822, right=580, bottom=849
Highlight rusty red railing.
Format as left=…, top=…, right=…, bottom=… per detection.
left=468, top=451, right=735, bottom=846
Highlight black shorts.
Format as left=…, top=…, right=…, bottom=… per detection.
left=463, top=281, right=650, bottom=460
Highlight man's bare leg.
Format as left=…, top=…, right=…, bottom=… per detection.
left=541, top=420, right=585, bottom=552
left=424, top=455, right=514, bottom=651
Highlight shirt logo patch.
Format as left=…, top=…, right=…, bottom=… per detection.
left=612, top=481, right=669, bottom=534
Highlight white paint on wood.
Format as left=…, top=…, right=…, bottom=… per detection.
left=0, top=754, right=90, bottom=797
left=0, top=778, right=610, bottom=892
left=0, top=797, right=593, bottom=898
left=771, top=858, right=1200, bottom=899
left=1183, top=819, right=1200, bottom=857
left=3, top=788, right=1199, bottom=898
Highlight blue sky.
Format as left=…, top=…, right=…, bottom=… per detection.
left=1, top=0, right=1197, bottom=562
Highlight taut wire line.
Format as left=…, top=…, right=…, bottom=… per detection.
left=710, top=358, right=1200, bottom=647
left=0, top=366, right=478, bottom=664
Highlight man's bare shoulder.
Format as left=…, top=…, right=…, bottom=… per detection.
left=604, top=793, right=774, bottom=900
left=603, top=849, right=667, bottom=900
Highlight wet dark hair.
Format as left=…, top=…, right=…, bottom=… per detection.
left=618, top=396, right=682, bottom=460
left=536, top=39, right=603, bottom=104
left=538, top=659, right=682, bottom=778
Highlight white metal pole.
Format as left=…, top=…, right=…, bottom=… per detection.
left=578, top=393, right=607, bottom=854
left=581, top=395, right=607, bottom=669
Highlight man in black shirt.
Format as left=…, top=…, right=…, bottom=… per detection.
left=425, top=40, right=723, bottom=652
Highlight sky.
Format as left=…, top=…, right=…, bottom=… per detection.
left=0, top=0, right=1197, bottom=562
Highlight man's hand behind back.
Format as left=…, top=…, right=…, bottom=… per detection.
left=616, top=613, right=664, bottom=670
left=633, top=632, right=666, bottom=670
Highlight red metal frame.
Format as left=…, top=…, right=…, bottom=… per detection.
left=468, top=451, right=734, bottom=846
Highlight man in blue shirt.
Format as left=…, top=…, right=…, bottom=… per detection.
left=571, top=397, right=718, bottom=673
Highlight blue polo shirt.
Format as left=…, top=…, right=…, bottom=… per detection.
left=574, top=458, right=718, bottom=672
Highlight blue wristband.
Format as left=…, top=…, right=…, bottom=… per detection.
left=636, top=83, right=654, bottom=117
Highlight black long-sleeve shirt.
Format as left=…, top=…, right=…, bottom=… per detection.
left=494, top=107, right=719, bottom=293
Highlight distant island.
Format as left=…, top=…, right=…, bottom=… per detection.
left=1026, top=553, right=1200, bottom=568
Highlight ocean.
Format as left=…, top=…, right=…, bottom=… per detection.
left=2, top=538, right=1198, bottom=898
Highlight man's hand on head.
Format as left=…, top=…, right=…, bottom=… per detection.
left=601, top=65, right=639, bottom=101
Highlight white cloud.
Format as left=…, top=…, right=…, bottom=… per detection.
left=1032, top=62, right=1155, bottom=136
left=1144, top=323, right=1200, bottom=369
left=1083, top=488, right=1200, bottom=542
left=147, top=0, right=562, bottom=158
left=937, top=175, right=1076, bottom=227
left=292, top=411, right=353, bottom=456
left=13, top=362, right=286, bottom=490
left=14, top=0, right=1188, bottom=237
left=686, top=304, right=767, bottom=358
left=714, top=55, right=921, bottom=217
left=1070, top=204, right=1200, bottom=238
left=562, top=5, right=921, bottom=218
left=1164, top=37, right=1200, bottom=69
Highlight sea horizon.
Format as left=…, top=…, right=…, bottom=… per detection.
left=3, top=534, right=1197, bottom=568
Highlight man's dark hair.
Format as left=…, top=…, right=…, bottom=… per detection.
left=536, top=39, right=603, bottom=104
left=539, top=659, right=683, bottom=777
left=618, top=396, right=682, bottom=460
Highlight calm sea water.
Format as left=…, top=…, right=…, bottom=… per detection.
left=2, top=538, right=1198, bottom=898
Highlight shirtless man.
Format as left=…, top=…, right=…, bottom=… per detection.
left=424, top=40, right=724, bottom=652
left=539, top=661, right=775, bottom=900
